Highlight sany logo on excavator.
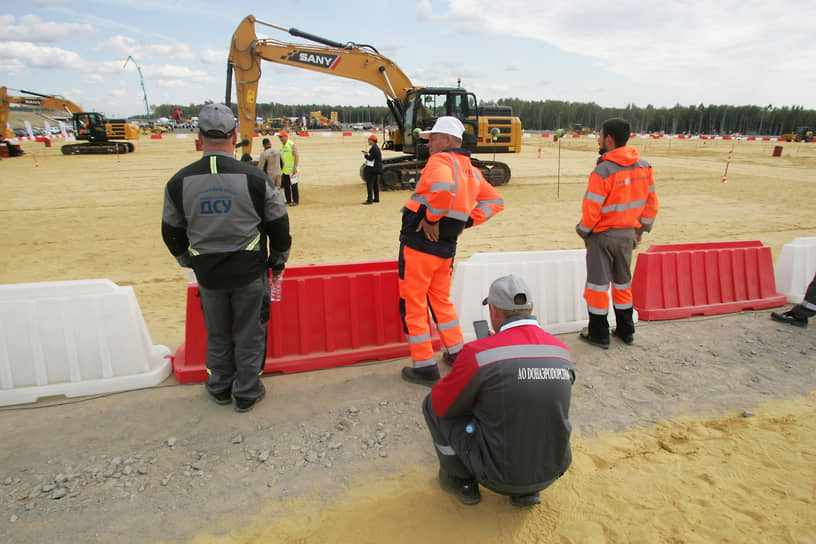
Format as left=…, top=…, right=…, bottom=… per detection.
left=285, top=51, right=340, bottom=70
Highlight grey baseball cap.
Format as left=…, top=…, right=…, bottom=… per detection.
left=482, top=274, right=533, bottom=311
left=198, top=103, right=236, bottom=138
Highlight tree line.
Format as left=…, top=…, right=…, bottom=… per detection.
left=149, top=100, right=816, bottom=136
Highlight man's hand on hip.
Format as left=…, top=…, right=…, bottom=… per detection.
left=417, top=218, right=440, bottom=242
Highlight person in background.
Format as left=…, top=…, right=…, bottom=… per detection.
left=361, top=134, right=382, bottom=204
left=771, top=271, right=816, bottom=327
left=576, top=117, right=658, bottom=349
left=258, top=137, right=282, bottom=189
left=279, top=130, right=300, bottom=206
left=422, top=274, right=574, bottom=507
left=161, top=103, right=291, bottom=412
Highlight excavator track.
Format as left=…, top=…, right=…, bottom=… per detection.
left=61, top=142, right=135, bottom=155
left=361, top=155, right=511, bottom=190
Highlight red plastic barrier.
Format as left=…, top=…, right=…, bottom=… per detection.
left=632, top=241, right=786, bottom=320
left=297, top=132, right=309, bottom=137
left=150, top=134, right=162, bottom=140
left=343, top=132, right=352, bottom=137
left=172, top=260, right=440, bottom=383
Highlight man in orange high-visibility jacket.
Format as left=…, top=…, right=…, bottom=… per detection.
left=576, top=118, right=658, bottom=349
left=400, top=116, right=504, bottom=386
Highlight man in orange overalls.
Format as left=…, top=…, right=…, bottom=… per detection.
left=399, top=117, right=505, bottom=386
left=576, top=118, right=659, bottom=348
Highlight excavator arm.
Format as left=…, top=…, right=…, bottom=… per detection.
left=228, top=15, right=414, bottom=155
left=2, top=86, right=82, bottom=138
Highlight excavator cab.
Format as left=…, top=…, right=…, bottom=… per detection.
left=402, top=88, right=479, bottom=157
left=73, top=112, right=107, bottom=143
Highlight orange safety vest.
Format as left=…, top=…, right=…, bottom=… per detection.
left=404, top=150, right=504, bottom=227
left=578, top=146, right=658, bottom=235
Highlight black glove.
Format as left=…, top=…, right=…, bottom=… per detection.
left=267, top=257, right=285, bottom=273
left=175, top=253, right=193, bottom=268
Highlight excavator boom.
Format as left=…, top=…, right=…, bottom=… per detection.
left=229, top=15, right=412, bottom=156
left=2, top=86, right=81, bottom=138
left=227, top=16, right=520, bottom=187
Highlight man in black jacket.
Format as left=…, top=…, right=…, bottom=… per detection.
left=161, top=103, right=291, bottom=412
left=361, top=134, right=382, bottom=204
left=423, top=275, right=574, bottom=506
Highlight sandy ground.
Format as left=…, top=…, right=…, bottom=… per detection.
left=1, top=131, right=815, bottom=543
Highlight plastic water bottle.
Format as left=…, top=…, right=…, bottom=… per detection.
left=270, top=272, right=283, bottom=302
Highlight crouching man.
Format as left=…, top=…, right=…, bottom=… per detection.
left=422, top=274, right=575, bottom=506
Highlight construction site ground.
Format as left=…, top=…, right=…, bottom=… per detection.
left=1, top=131, right=814, bottom=543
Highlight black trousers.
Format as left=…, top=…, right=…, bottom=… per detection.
left=281, top=174, right=299, bottom=204
left=791, top=272, right=816, bottom=319
left=364, top=167, right=380, bottom=202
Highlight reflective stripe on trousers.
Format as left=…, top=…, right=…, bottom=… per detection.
left=399, top=244, right=463, bottom=367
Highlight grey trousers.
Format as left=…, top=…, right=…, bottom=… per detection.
left=198, top=273, right=269, bottom=400
left=422, top=394, right=477, bottom=480
left=585, top=228, right=637, bottom=314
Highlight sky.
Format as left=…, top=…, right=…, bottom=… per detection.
left=2, top=0, right=816, bottom=119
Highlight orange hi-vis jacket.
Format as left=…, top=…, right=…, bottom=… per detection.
left=577, top=146, right=658, bottom=236
left=400, top=149, right=504, bottom=258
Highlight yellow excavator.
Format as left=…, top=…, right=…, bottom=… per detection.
left=227, top=15, right=521, bottom=188
left=1, top=86, right=139, bottom=155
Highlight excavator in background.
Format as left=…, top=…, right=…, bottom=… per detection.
left=227, top=15, right=522, bottom=188
left=1, top=86, right=139, bottom=155
left=308, top=110, right=339, bottom=130
left=781, top=127, right=813, bottom=143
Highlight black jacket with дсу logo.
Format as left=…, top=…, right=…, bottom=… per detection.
left=161, top=151, right=291, bottom=289
left=430, top=316, right=575, bottom=495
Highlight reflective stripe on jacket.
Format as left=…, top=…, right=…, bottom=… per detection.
left=280, top=140, right=296, bottom=175
left=431, top=316, right=574, bottom=495
left=578, top=146, right=658, bottom=235
left=400, top=148, right=504, bottom=258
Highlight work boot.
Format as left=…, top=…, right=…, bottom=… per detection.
left=510, top=492, right=541, bottom=507
left=771, top=310, right=808, bottom=328
left=580, top=313, right=610, bottom=349
left=209, top=389, right=232, bottom=405
left=401, top=365, right=440, bottom=387
left=438, top=468, right=481, bottom=505
left=441, top=351, right=458, bottom=366
left=234, top=388, right=266, bottom=413
left=613, top=308, right=635, bottom=344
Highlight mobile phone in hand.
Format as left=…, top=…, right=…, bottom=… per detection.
left=473, top=320, right=490, bottom=339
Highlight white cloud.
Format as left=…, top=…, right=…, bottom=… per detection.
left=97, top=35, right=194, bottom=60
left=415, top=0, right=434, bottom=23
left=0, top=41, right=86, bottom=70
left=201, top=48, right=226, bottom=65
left=0, top=58, right=26, bottom=76
left=146, top=64, right=213, bottom=82
left=0, top=15, right=94, bottom=43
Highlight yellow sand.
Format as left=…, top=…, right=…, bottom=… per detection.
left=183, top=394, right=816, bottom=544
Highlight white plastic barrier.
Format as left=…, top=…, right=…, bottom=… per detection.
left=0, top=280, right=172, bottom=406
left=451, top=250, right=636, bottom=341
left=775, top=237, right=816, bottom=303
